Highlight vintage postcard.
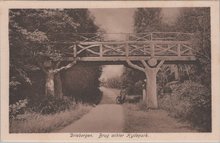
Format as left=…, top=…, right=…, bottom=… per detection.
left=0, top=0, right=220, bottom=142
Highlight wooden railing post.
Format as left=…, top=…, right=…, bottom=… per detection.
left=151, top=43, right=155, bottom=57
left=177, top=44, right=181, bottom=56
left=125, top=43, right=129, bottom=57
left=73, top=44, right=77, bottom=58
left=100, top=44, right=103, bottom=57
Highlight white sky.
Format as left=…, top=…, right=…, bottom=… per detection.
left=90, top=8, right=135, bottom=80
left=89, top=8, right=180, bottom=80
left=99, top=65, right=124, bottom=80
left=90, top=8, right=135, bottom=41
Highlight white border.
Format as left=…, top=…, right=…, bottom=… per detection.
left=1, top=1, right=220, bottom=142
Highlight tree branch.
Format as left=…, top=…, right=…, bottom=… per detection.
left=126, top=60, right=145, bottom=72
left=141, top=60, right=150, bottom=69
left=53, top=60, right=77, bottom=74
left=55, top=61, right=61, bottom=68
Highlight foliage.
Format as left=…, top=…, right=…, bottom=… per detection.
left=131, top=8, right=211, bottom=87
left=10, top=104, right=92, bottom=133
left=9, top=9, right=102, bottom=103
left=104, top=76, right=122, bottom=89
left=27, top=95, right=73, bottom=115
left=158, top=80, right=211, bottom=131
left=134, top=8, right=162, bottom=33
left=175, top=8, right=211, bottom=87
left=121, top=67, right=145, bottom=95
left=62, top=63, right=102, bottom=104
left=9, top=99, right=28, bottom=120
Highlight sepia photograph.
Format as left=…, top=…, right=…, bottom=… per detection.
left=1, top=0, right=220, bottom=142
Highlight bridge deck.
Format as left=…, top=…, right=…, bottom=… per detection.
left=59, top=32, right=196, bottom=62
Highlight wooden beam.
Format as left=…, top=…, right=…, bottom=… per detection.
left=62, top=56, right=196, bottom=62
left=78, top=40, right=192, bottom=45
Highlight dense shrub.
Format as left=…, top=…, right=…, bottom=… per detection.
left=27, top=95, right=73, bottom=115
left=158, top=80, right=211, bottom=131
left=104, top=77, right=122, bottom=89
left=62, top=63, right=102, bottom=104
left=9, top=99, right=28, bottom=120
left=189, top=90, right=211, bottom=131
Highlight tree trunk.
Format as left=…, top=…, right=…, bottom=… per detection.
left=55, top=73, right=63, bottom=98
left=145, top=70, right=158, bottom=109
left=45, top=70, right=55, bottom=96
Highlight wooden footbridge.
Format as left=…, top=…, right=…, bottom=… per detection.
left=60, top=32, right=196, bottom=108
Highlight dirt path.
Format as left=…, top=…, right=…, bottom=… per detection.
left=58, top=87, right=124, bottom=133
left=57, top=87, right=196, bottom=133
left=58, top=104, right=124, bottom=133
left=99, top=87, right=120, bottom=104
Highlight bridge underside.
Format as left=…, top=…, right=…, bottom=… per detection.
left=64, top=56, right=196, bottom=63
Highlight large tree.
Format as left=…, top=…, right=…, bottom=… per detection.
left=121, top=8, right=164, bottom=108
left=9, top=9, right=100, bottom=99
left=134, top=8, right=162, bottom=33
left=175, top=8, right=211, bottom=87
left=122, top=8, right=211, bottom=108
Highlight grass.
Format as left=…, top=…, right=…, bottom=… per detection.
left=157, top=81, right=211, bottom=132
left=10, top=104, right=92, bottom=133
left=123, top=103, right=196, bottom=133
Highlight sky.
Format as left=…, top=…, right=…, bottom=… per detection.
left=89, top=8, right=180, bottom=80
left=90, top=8, right=136, bottom=41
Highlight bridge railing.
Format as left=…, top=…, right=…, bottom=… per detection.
left=51, top=32, right=194, bottom=42
left=128, top=32, right=194, bottom=41
left=74, top=40, right=194, bottom=58
left=51, top=32, right=195, bottom=61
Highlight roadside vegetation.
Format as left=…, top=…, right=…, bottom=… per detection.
left=121, top=8, right=211, bottom=132
left=10, top=99, right=92, bottom=133
left=123, top=103, right=196, bottom=132
left=101, top=76, right=122, bottom=89
left=158, top=80, right=211, bottom=132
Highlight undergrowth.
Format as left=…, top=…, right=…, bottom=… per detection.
left=158, top=80, right=211, bottom=132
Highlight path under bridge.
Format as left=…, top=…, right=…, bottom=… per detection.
left=58, top=32, right=196, bottom=108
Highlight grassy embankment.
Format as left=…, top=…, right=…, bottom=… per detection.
left=123, top=103, right=196, bottom=133
left=10, top=104, right=92, bottom=133
left=123, top=81, right=211, bottom=132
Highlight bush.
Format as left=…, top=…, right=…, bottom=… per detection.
left=104, top=77, right=122, bottom=89
left=189, top=89, right=211, bottom=131
left=62, top=63, right=102, bottom=104
left=158, top=80, right=211, bottom=131
left=27, top=95, right=73, bottom=115
left=9, top=99, right=28, bottom=120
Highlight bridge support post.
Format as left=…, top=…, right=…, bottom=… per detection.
left=126, top=59, right=164, bottom=109
left=145, top=69, right=157, bottom=108
left=142, top=59, right=164, bottom=109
